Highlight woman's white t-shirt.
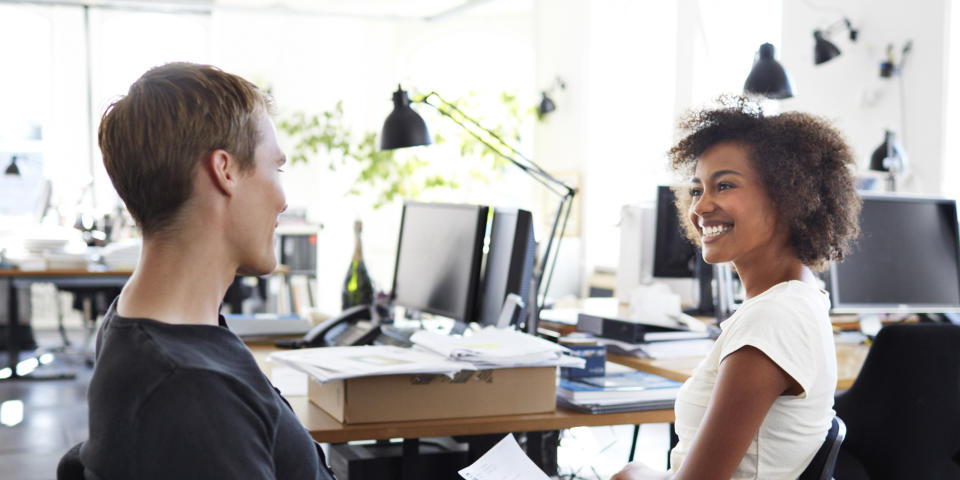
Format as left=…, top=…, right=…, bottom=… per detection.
left=670, top=280, right=837, bottom=479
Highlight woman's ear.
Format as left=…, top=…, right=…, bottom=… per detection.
left=206, top=149, right=238, bottom=196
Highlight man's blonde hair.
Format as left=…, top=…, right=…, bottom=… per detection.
left=98, top=62, right=272, bottom=236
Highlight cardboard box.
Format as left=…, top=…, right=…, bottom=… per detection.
left=308, top=367, right=557, bottom=424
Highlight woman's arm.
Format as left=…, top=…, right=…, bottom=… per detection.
left=611, top=346, right=799, bottom=480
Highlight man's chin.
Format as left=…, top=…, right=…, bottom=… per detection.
left=236, top=261, right=276, bottom=277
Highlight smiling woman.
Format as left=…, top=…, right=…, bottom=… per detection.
left=612, top=96, right=861, bottom=480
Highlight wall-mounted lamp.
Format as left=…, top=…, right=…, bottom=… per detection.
left=743, top=43, right=794, bottom=99
left=537, top=78, right=566, bottom=119
left=4, top=155, right=20, bottom=176
left=814, top=17, right=858, bottom=65
left=880, top=41, right=913, bottom=78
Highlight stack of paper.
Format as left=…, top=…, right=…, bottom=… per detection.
left=268, top=345, right=475, bottom=384
left=410, top=328, right=586, bottom=369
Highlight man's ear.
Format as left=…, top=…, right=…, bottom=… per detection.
left=206, top=149, right=238, bottom=196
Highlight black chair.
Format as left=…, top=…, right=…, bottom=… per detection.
left=799, top=415, right=846, bottom=480
left=833, top=323, right=960, bottom=480
left=57, top=441, right=85, bottom=480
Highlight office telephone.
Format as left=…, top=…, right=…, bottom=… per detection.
left=274, top=304, right=381, bottom=348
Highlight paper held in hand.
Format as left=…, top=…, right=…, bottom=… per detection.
left=458, top=434, right=551, bottom=480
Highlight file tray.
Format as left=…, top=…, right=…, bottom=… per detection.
left=308, top=366, right=556, bottom=424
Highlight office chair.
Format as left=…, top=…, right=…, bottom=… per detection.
left=57, top=441, right=85, bottom=480
left=798, top=415, right=846, bottom=480
left=833, top=323, right=960, bottom=480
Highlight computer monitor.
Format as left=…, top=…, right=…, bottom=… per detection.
left=652, top=186, right=697, bottom=278
left=476, top=208, right=536, bottom=328
left=825, top=194, right=960, bottom=314
left=391, top=202, right=488, bottom=324
left=617, top=186, right=702, bottom=310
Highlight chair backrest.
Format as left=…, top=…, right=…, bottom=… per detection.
left=834, top=323, right=960, bottom=480
left=57, top=442, right=85, bottom=480
left=798, top=415, right=846, bottom=480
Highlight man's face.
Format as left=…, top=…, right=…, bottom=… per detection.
left=230, top=111, right=287, bottom=276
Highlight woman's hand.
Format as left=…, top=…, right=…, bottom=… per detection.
left=610, top=461, right=672, bottom=480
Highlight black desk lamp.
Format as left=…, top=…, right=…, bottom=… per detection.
left=743, top=43, right=794, bottom=99
left=380, top=86, right=577, bottom=312
left=814, top=17, right=858, bottom=65
left=4, top=155, right=20, bottom=176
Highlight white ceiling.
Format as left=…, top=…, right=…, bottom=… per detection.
left=12, top=0, right=530, bottom=21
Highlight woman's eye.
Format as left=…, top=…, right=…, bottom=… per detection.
left=718, top=182, right=733, bottom=191
left=689, top=187, right=702, bottom=197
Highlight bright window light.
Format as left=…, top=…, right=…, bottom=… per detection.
left=15, top=357, right=39, bottom=377
left=0, top=400, right=25, bottom=427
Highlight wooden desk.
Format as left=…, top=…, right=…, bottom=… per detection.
left=608, top=341, right=871, bottom=390
left=248, top=346, right=675, bottom=444
left=1, top=268, right=131, bottom=381
left=286, top=396, right=673, bottom=443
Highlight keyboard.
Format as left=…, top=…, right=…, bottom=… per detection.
left=374, top=325, right=419, bottom=348
left=224, top=314, right=314, bottom=338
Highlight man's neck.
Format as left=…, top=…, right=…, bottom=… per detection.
left=117, top=233, right=235, bottom=326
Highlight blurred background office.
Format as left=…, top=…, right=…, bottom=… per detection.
left=4, top=0, right=957, bottom=316
left=4, top=0, right=960, bottom=478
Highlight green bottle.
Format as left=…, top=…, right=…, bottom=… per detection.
left=342, top=220, right=374, bottom=310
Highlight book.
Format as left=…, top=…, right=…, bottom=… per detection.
left=557, top=396, right=676, bottom=414
left=557, top=370, right=681, bottom=404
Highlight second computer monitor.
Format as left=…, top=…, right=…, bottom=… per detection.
left=391, top=202, right=488, bottom=324
left=826, top=194, right=960, bottom=314
left=652, top=185, right=698, bottom=278
left=477, top=208, right=536, bottom=328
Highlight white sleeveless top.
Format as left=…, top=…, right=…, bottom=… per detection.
left=670, top=280, right=837, bottom=479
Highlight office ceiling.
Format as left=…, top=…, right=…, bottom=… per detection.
left=10, top=0, right=530, bottom=20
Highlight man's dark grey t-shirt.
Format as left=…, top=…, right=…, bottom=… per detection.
left=80, top=301, right=336, bottom=479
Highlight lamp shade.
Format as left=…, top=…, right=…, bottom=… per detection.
left=870, top=130, right=905, bottom=172
left=537, top=92, right=556, bottom=118
left=380, top=86, right=432, bottom=150
left=4, top=155, right=19, bottom=176
left=743, top=43, right=794, bottom=99
left=814, top=31, right=842, bottom=65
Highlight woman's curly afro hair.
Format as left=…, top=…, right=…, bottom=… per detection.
left=668, top=96, right=861, bottom=272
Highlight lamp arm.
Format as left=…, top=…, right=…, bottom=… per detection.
left=416, top=90, right=577, bottom=307
left=538, top=189, right=575, bottom=307
left=420, top=92, right=576, bottom=196
left=421, top=99, right=563, bottom=197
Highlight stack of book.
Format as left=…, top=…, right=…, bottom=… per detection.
left=557, top=366, right=682, bottom=414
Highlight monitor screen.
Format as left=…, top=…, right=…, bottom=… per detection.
left=826, top=194, right=960, bottom=313
left=477, top=208, right=536, bottom=328
left=653, top=185, right=697, bottom=278
left=391, top=202, right=488, bottom=323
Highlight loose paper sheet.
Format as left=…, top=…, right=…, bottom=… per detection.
left=458, top=434, right=551, bottom=480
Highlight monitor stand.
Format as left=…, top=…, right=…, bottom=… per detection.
left=683, top=254, right=715, bottom=318
left=449, top=321, right=469, bottom=336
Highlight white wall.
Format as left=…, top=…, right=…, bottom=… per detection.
left=780, top=0, right=951, bottom=194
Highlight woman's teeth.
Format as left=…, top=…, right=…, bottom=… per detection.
left=702, top=224, right=732, bottom=237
